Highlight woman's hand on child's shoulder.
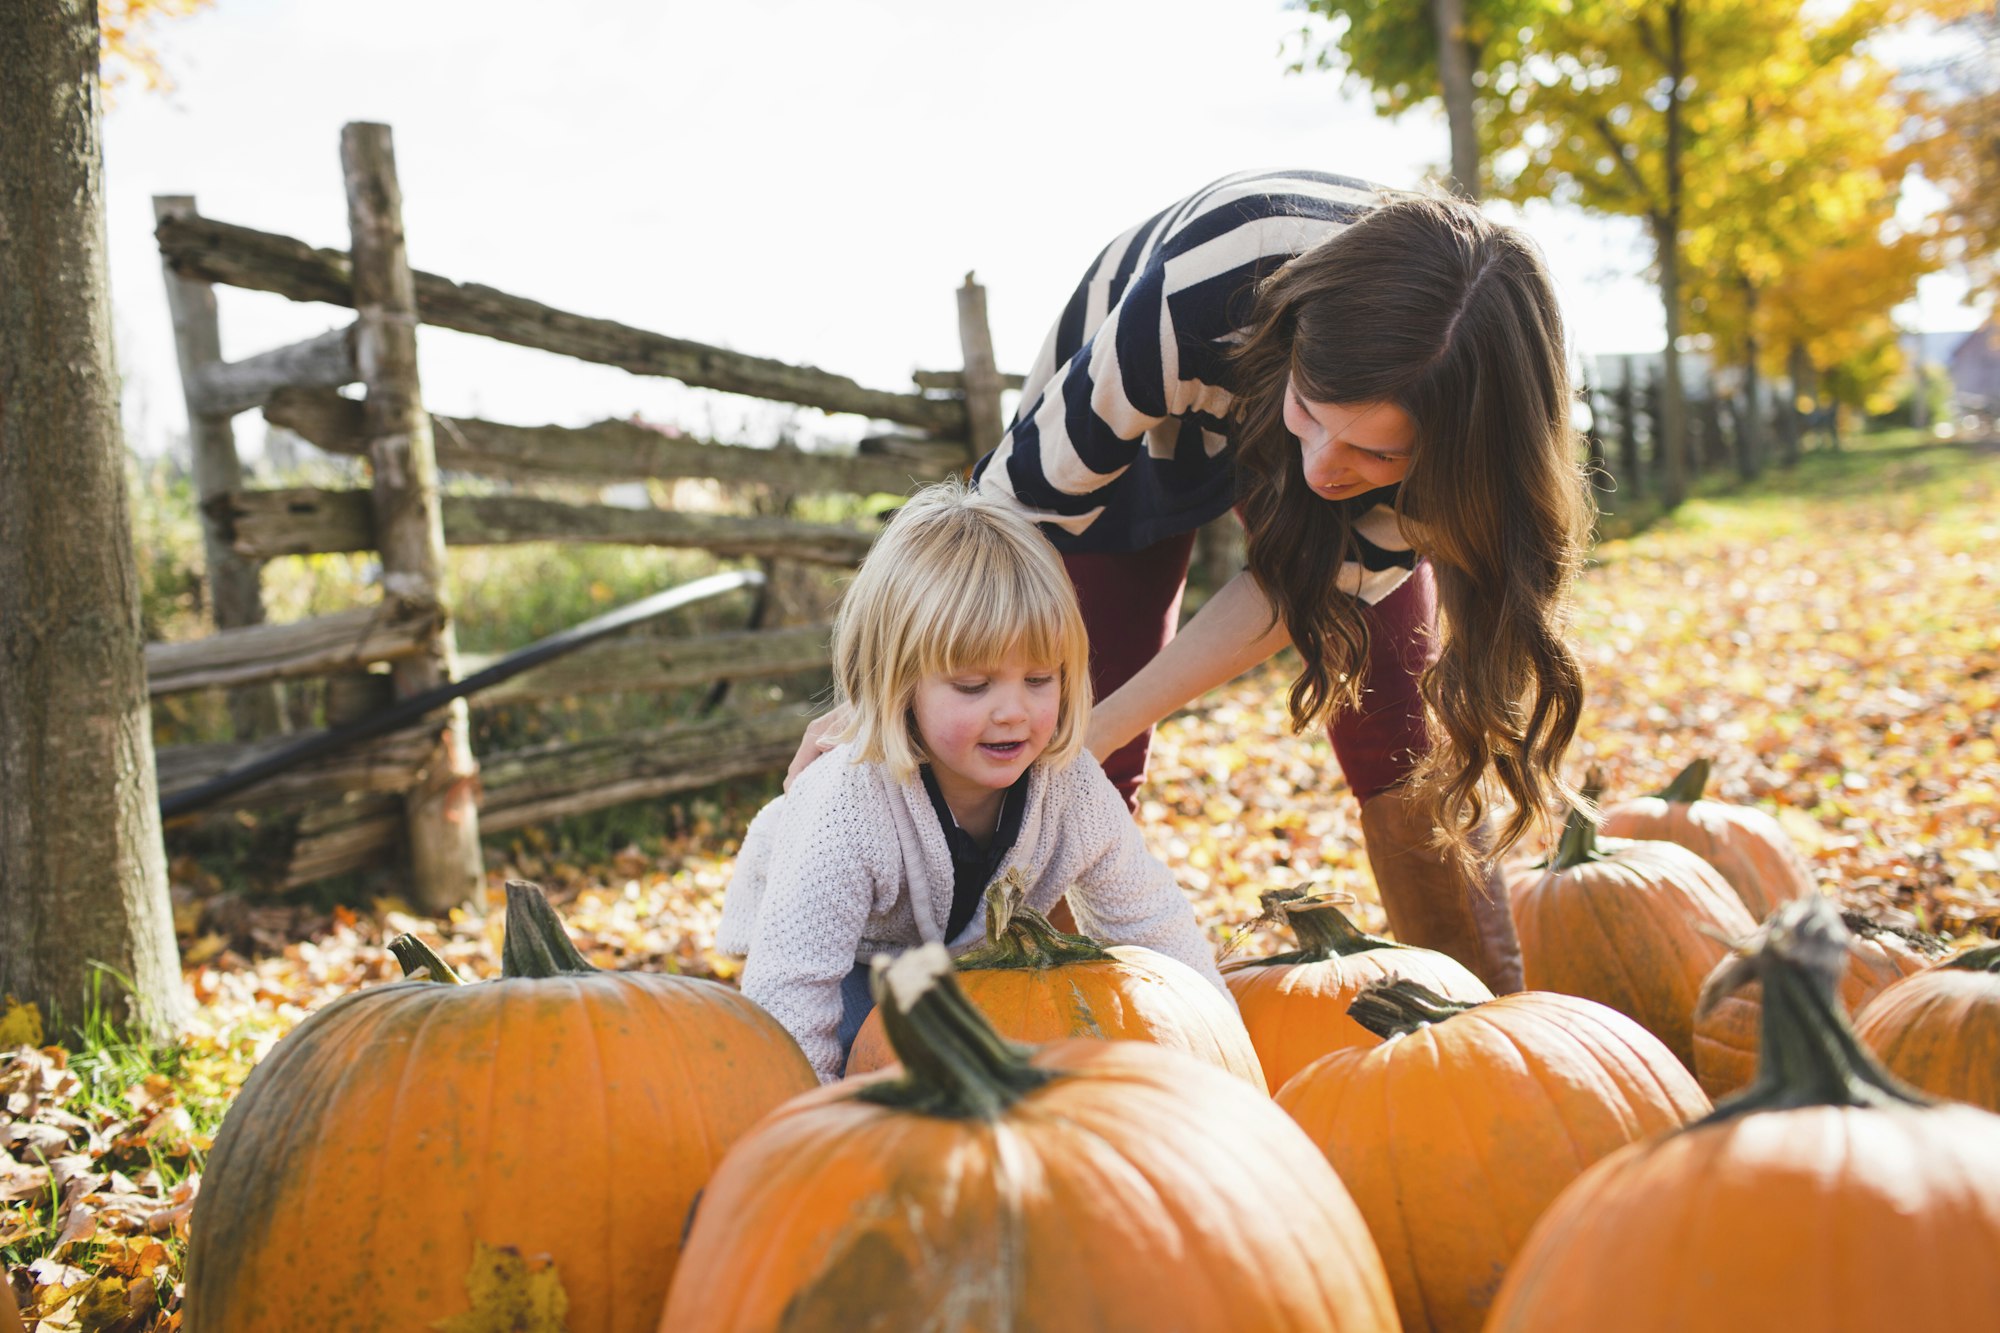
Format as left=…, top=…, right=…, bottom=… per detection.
left=784, top=706, right=852, bottom=792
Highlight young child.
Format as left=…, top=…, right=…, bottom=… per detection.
left=718, top=480, right=1231, bottom=1081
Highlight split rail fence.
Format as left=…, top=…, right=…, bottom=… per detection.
left=147, top=122, right=1022, bottom=911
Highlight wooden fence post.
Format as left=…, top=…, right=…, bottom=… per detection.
left=153, top=195, right=286, bottom=739
left=341, top=123, right=484, bottom=911
left=956, top=272, right=1005, bottom=467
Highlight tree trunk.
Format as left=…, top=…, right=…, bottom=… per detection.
left=0, top=0, right=186, bottom=1043
left=1652, top=0, right=1690, bottom=510
left=1617, top=357, right=1642, bottom=498
left=1780, top=339, right=1807, bottom=467
left=1737, top=278, right=1763, bottom=480
left=1431, top=0, right=1482, bottom=200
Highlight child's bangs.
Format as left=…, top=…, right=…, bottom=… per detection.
left=916, top=542, right=1074, bottom=678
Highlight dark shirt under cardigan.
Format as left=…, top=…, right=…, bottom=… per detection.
left=919, top=765, right=1030, bottom=944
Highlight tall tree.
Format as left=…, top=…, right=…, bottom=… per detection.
left=1289, top=0, right=1538, bottom=199
left=1680, top=43, right=1933, bottom=476
left=0, top=0, right=186, bottom=1042
left=1912, top=4, right=2000, bottom=302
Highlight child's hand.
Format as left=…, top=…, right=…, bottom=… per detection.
left=784, top=706, right=851, bottom=791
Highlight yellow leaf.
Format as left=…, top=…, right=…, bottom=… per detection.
left=433, top=1242, right=570, bottom=1333
left=0, top=995, right=43, bottom=1048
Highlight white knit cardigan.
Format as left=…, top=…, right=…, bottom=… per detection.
left=718, top=743, right=1231, bottom=1081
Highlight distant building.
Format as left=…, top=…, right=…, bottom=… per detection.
left=1947, top=321, right=2000, bottom=414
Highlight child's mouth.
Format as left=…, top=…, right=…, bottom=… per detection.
left=979, top=741, right=1025, bottom=758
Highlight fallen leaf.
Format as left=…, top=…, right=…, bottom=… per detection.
left=431, top=1242, right=570, bottom=1333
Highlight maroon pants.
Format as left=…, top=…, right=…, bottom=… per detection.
left=1063, top=533, right=1436, bottom=810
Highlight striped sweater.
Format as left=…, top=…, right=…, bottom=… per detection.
left=972, top=168, right=1423, bottom=605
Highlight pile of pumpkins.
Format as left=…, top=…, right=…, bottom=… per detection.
left=182, top=760, right=2000, bottom=1332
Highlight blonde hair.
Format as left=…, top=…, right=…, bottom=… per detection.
left=828, top=479, right=1092, bottom=782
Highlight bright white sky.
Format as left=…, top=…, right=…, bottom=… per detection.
left=103, top=0, right=1988, bottom=459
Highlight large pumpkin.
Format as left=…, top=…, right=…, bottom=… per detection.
left=1486, top=897, right=2000, bottom=1332
left=1853, top=941, right=2000, bottom=1112
left=1274, top=980, right=1708, bottom=1333
left=1600, top=757, right=1814, bottom=921
left=1224, top=889, right=1491, bottom=1091
left=845, top=876, right=1263, bottom=1090
left=661, top=946, right=1401, bottom=1332
left=1511, top=804, right=1756, bottom=1067
left=185, top=881, right=817, bottom=1333
left=1693, top=911, right=1941, bottom=1100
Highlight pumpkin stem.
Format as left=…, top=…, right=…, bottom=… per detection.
left=1228, top=895, right=1403, bottom=972
left=852, top=944, right=1057, bottom=1119
left=1696, top=895, right=1930, bottom=1125
left=1654, top=758, right=1712, bottom=804
left=953, top=870, right=1114, bottom=971
left=1548, top=801, right=1610, bottom=873
left=388, top=934, right=465, bottom=984
left=500, top=880, right=598, bottom=979
left=1942, top=942, right=2000, bottom=974
left=1346, top=977, right=1485, bottom=1041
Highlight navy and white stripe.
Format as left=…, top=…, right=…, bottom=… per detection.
left=972, top=169, right=1422, bottom=604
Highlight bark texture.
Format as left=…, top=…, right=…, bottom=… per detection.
left=0, top=0, right=186, bottom=1041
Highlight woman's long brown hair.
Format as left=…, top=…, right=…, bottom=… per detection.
left=1231, top=195, right=1593, bottom=864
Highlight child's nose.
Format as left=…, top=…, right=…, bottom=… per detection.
left=991, top=687, right=1029, bottom=722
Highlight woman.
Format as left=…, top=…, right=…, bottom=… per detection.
left=800, top=169, right=1592, bottom=993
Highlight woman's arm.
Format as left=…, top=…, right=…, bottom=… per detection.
left=1085, top=567, right=1293, bottom=758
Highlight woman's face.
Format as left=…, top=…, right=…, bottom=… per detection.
left=1284, top=377, right=1416, bottom=500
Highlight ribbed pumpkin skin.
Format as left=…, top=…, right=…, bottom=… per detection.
left=1226, top=947, right=1491, bottom=1092
left=1854, top=968, right=2000, bottom=1112
left=661, top=1038, right=1400, bottom=1332
left=1274, top=993, right=1708, bottom=1333
left=1694, top=926, right=1934, bottom=1099
left=186, top=973, right=816, bottom=1332
left=1512, top=840, right=1755, bottom=1067
left=845, top=946, right=1266, bottom=1090
left=1485, top=1103, right=2000, bottom=1331
left=1601, top=795, right=1812, bottom=921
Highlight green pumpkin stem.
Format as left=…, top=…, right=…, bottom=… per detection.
left=500, top=880, right=597, bottom=979
left=853, top=945, right=1057, bottom=1119
left=1943, top=942, right=2000, bottom=974
left=1696, top=895, right=1931, bottom=1125
left=1549, top=802, right=1611, bottom=873
left=953, top=870, right=1113, bottom=971
left=1232, top=895, right=1403, bottom=971
left=1655, top=758, right=1713, bottom=804
left=1347, top=977, right=1485, bottom=1041
left=388, top=934, right=464, bottom=985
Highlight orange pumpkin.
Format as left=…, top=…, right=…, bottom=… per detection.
left=1693, top=912, right=1941, bottom=1099
left=1486, top=897, right=2000, bottom=1332
left=1511, top=804, right=1755, bottom=1067
left=185, top=881, right=817, bottom=1333
left=1853, top=941, right=2000, bottom=1112
left=1224, top=890, right=1491, bottom=1091
left=662, top=946, right=1401, bottom=1332
left=1601, top=757, right=1814, bottom=921
left=845, top=876, right=1263, bottom=1090
left=1275, top=980, right=1708, bottom=1333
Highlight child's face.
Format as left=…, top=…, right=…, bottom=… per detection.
left=911, top=647, right=1060, bottom=807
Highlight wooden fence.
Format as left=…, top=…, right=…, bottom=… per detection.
left=148, top=122, right=1023, bottom=910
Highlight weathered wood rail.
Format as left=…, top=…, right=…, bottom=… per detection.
left=150, top=121, right=1015, bottom=904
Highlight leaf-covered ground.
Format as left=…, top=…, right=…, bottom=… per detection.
left=5, top=435, right=1997, bottom=1327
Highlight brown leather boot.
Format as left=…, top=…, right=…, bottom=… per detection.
left=1359, top=786, right=1525, bottom=994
